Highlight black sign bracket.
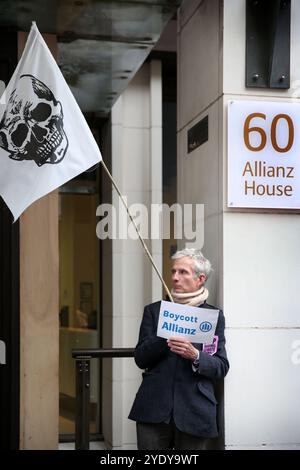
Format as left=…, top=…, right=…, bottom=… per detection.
left=246, top=0, right=291, bottom=89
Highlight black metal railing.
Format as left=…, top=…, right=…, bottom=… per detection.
left=72, top=348, right=135, bottom=450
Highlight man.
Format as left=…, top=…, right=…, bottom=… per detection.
left=128, top=248, right=229, bottom=450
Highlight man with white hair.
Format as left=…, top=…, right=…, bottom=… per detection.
left=128, top=248, right=229, bottom=450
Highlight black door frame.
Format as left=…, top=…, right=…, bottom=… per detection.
left=0, top=31, right=20, bottom=450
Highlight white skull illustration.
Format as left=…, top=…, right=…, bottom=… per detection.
left=0, top=74, right=68, bottom=166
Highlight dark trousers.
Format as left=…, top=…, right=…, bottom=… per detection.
left=137, top=422, right=207, bottom=450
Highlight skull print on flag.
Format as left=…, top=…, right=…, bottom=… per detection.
left=0, top=75, right=68, bottom=166
left=0, top=23, right=102, bottom=221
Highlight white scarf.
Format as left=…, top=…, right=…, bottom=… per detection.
left=171, top=286, right=209, bottom=307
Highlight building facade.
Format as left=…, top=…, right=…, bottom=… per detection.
left=0, top=0, right=300, bottom=450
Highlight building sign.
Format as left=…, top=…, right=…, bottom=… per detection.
left=188, top=115, right=208, bottom=153
left=228, top=100, right=300, bottom=209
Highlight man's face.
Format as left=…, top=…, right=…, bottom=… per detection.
left=171, top=256, right=206, bottom=293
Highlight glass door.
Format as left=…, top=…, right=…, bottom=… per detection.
left=58, top=169, right=101, bottom=438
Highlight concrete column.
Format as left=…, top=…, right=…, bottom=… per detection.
left=19, top=32, right=59, bottom=450
left=177, top=0, right=300, bottom=449
left=150, top=61, right=163, bottom=301
left=177, top=0, right=223, bottom=308
left=222, top=0, right=300, bottom=450
left=102, top=61, right=163, bottom=449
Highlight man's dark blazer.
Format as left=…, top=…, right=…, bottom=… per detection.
left=128, top=300, right=229, bottom=438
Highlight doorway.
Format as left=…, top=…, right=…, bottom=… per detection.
left=58, top=178, right=101, bottom=438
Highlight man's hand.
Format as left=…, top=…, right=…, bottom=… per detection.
left=167, top=337, right=199, bottom=361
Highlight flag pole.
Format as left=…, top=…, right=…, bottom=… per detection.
left=100, top=160, right=174, bottom=302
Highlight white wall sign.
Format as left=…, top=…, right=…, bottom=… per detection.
left=228, top=100, right=300, bottom=209
left=157, top=300, right=219, bottom=344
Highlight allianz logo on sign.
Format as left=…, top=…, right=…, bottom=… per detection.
left=199, top=322, right=212, bottom=333
left=0, top=340, right=6, bottom=365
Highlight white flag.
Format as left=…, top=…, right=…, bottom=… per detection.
left=0, top=22, right=102, bottom=221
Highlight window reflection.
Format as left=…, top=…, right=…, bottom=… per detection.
left=59, top=180, right=100, bottom=437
